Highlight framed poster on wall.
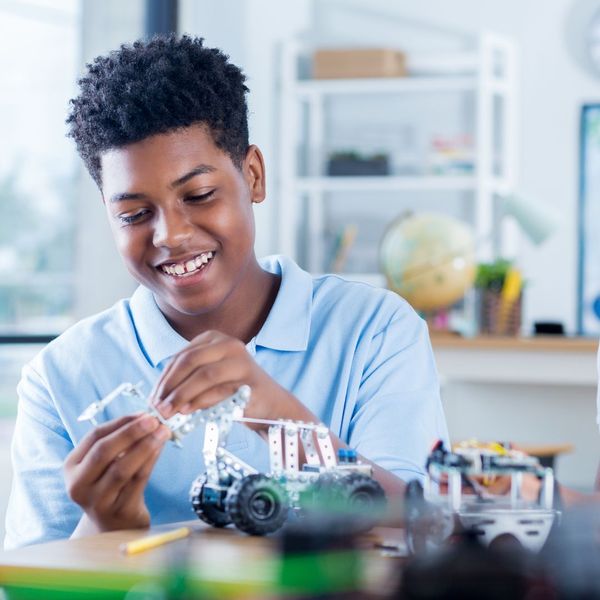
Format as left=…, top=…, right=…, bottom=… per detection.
left=578, top=104, right=600, bottom=335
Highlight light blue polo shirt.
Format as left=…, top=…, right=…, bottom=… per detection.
left=5, top=255, right=448, bottom=549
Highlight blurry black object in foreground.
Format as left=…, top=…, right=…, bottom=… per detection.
left=541, top=504, right=600, bottom=599
left=397, top=503, right=600, bottom=600
left=396, top=529, right=549, bottom=600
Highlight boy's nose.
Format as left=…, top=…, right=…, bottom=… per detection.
left=152, top=208, right=194, bottom=248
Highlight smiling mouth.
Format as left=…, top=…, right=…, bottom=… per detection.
left=159, top=251, right=215, bottom=277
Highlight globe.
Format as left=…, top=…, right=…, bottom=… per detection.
left=379, top=212, right=476, bottom=312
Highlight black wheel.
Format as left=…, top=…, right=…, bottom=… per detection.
left=190, top=473, right=231, bottom=527
left=225, top=474, right=288, bottom=535
left=341, top=472, right=386, bottom=509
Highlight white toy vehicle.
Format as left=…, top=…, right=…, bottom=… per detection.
left=405, top=440, right=560, bottom=553
left=188, top=386, right=385, bottom=535
left=78, top=384, right=385, bottom=536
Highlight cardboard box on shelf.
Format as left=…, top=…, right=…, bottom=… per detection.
left=313, top=48, right=407, bottom=79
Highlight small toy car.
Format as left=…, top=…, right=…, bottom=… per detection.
left=78, top=382, right=385, bottom=536
left=189, top=389, right=386, bottom=536
left=405, top=440, right=560, bottom=553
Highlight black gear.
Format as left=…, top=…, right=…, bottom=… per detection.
left=225, top=474, right=288, bottom=535
left=190, top=473, right=231, bottom=527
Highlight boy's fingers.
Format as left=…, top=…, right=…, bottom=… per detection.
left=155, top=330, right=223, bottom=388
left=167, top=380, right=245, bottom=417
left=69, top=414, right=139, bottom=464
left=113, top=442, right=165, bottom=513
left=91, top=425, right=170, bottom=507
left=74, top=414, right=161, bottom=485
left=157, top=357, right=244, bottom=417
left=151, top=339, right=232, bottom=404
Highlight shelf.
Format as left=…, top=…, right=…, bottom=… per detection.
left=278, top=33, right=518, bottom=274
left=432, top=336, right=598, bottom=386
left=296, top=76, right=478, bottom=97
left=407, top=53, right=479, bottom=75
left=431, top=335, right=598, bottom=353
left=296, top=175, right=511, bottom=193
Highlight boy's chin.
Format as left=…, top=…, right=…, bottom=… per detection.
left=156, top=289, right=225, bottom=318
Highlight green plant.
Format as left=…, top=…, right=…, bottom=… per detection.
left=474, top=258, right=513, bottom=291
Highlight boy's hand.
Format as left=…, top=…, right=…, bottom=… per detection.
left=150, top=330, right=306, bottom=429
left=64, top=413, right=171, bottom=532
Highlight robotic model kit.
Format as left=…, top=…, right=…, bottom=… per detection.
left=405, top=440, right=560, bottom=553
left=78, top=383, right=385, bottom=536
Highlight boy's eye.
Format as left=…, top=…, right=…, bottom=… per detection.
left=118, top=209, right=150, bottom=225
left=186, top=190, right=215, bottom=203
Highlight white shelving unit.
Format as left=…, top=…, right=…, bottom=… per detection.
left=277, top=33, right=518, bottom=285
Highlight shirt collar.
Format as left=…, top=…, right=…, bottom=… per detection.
left=254, top=255, right=312, bottom=352
left=129, top=286, right=189, bottom=368
left=129, top=255, right=313, bottom=367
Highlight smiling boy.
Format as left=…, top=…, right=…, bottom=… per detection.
left=5, top=35, right=448, bottom=548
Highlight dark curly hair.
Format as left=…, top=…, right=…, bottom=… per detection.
left=66, top=34, right=249, bottom=187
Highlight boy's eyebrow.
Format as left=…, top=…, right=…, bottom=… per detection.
left=169, top=165, right=217, bottom=189
left=108, top=165, right=217, bottom=203
left=109, top=192, right=147, bottom=204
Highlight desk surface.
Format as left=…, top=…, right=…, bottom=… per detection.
left=0, top=521, right=402, bottom=599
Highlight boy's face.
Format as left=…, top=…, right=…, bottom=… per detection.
left=100, top=124, right=265, bottom=322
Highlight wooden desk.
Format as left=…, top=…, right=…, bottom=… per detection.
left=0, top=521, right=402, bottom=599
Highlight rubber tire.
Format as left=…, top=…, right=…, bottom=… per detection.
left=341, top=472, right=386, bottom=509
left=225, top=474, right=288, bottom=536
left=190, top=473, right=232, bottom=527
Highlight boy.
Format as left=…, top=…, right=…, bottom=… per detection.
left=5, top=35, right=448, bottom=548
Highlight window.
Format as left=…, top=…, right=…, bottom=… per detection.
left=0, top=0, right=81, bottom=334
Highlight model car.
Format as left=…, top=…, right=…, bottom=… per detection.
left=405, top=440, right=560, bottom=553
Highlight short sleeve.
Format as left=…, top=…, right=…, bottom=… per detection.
left=348, top=312, right=449, bottom=483
left=4, top=363, right=81, bottom=549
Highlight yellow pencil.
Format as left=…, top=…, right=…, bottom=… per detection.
left=120, top=526, right=191, bottom=555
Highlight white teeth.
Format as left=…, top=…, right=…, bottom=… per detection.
left=161, top=251, right=214, bottom=277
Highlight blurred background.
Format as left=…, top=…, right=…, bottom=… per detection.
left=1, top=0, right=600, bottom=541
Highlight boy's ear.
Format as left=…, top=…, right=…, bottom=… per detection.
left=243, top=145, right=266, bottom=204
